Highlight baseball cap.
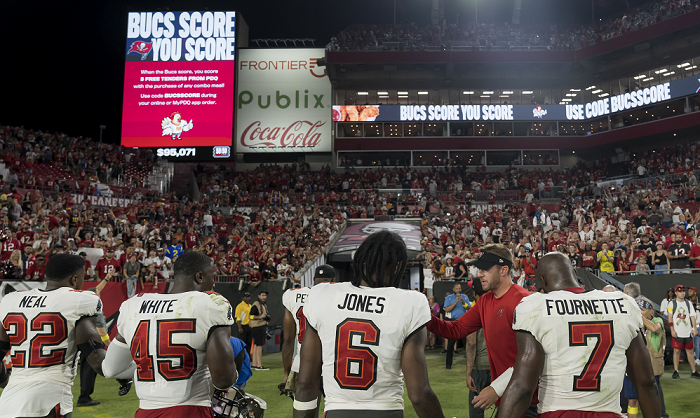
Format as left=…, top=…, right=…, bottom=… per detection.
left=528, top=285, right=537, bottom=292
left=314, top=264, right=336, bottom=279
left=636, top=299, right=653, bottom=310
left=243, top=291, right=251, bottom=297
left=106, top=249, right=114, bottom=253
left=467, top=252, right=513, bottom=270
left=79, top=252, right=87, bottom=256
left=675, top=285, right=686, bottom=292
left=259, top=290, right=268, bottom=295
left=689, top=286, right=698, bottom=293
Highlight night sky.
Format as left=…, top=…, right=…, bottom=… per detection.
left=2, top=0, right=648, bottom=144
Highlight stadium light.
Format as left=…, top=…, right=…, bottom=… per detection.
left=418, top=91, right=429, bottom=95
left=569, top=89, right=581, bottom=92
left=502, top=91, right=513, bottom=94
left=599, top=93, right=609, bottom=97
left=643, top=77, right=654, bottom=81
left=378, top=91, right=388, bottom=95
left=566, top=94, right=577, bottom=97
left=398, top=91, right=408, bottom=95
left=591, top=89, right=603, bottom=94
left=499, top=95, right=509, bottom=98
left=522, top=91, right=533, bottom=94
left=586, top=86, right=596, bottom=90
left=357, top=92, right=369, bottom=95
left=482, top=91, right=494, bottom=94
left=398, top=95, right=408, bottom=99
left=633, top=75, right=646, bottom=79
left=480, top=95, right=490, bottom=98
left=462, top=91, right=474, bottom=94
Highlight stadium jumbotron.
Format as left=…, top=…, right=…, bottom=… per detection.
left=2, top=0, right=700, bottom=417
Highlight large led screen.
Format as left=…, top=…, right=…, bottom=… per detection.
left=121, top=11, right=236, bottom=159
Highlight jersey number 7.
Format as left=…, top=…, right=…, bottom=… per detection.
left=131, top=319, right=197, bottom=381
left=334, top=319, right=380, bottom=391
left=569, top=321, right=614, bottom=392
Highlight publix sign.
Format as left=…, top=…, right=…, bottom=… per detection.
left=235, top=49, right=331, bottom=153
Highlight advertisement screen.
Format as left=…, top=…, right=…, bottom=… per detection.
left=235, top=49, right=331, bottom=153
left=121, top=11, right=236, bottom=159
left=332, top=74, right=700, bottom=123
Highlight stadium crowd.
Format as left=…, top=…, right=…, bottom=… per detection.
left=328, top=0, right=700, bottom=51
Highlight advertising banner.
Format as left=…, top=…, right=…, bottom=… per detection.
left=333, top=74, right=700, bottom=123
left=235, top=49, right=331, bottom=153
left=121, top=11, right=236, bottom=154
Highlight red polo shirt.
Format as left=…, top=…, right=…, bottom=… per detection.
left=427, top=283, right=536, bottom=406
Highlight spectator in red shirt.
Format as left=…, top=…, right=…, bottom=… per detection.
left=185, top=227, right=199, bottom=249
left=688, top=235, right=700, bottom=270
left=25, top=255, right=46, bottom=281
left=95, top=249, right=121, bottom=280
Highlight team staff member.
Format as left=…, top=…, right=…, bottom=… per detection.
left=498, top=253, right=661, bottom=418
left=443, top=283, right=471, bottom=370
left=426, top=244, right=535, bottom=416
left=465, top=279, right=490, bottom=418
left=249, top=291, right=271, bottom=371
left=235, top=292, right=253, bottom=349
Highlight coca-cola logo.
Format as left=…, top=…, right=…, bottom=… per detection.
left=240, top=120, right=326, bottom=148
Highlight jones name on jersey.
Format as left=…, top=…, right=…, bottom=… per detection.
left=304, top=282, right=430, bottom=412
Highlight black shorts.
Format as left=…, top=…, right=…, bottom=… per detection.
left=251, top=326, right=266, bottom=347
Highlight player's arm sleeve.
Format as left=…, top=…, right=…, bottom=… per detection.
left=405, top=293, right=432, bottom=342
left=206, top=293, right=236, bottom=330
left=427, top=298, right=483, bottom=340
left=490, top=367, right=514, bottom=397
left=102, top=339, right=137, bottom=379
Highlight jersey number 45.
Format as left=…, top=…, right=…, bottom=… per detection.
left=131, top=319, right=197, bottom=381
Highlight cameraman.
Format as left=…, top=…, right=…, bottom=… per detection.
left=249, top=290, right=271, bottom=371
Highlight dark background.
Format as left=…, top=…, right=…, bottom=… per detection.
left=1, top=0, right=649, bottom=144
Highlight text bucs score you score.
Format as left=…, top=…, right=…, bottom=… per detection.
left=120, top=11, right=236, bottom=159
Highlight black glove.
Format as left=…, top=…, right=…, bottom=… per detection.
left=263, top=314, right=271, bottom=322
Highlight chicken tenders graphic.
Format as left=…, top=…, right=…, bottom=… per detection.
left=333, top=105, right=380, bottom=121
left=358, top=106, right=380, bottom=121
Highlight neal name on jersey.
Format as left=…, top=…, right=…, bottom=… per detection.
left=0, top=287, right=101, bottom=418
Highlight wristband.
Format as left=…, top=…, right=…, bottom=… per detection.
left=293, top=398, right=318, bottom=410
left=101, top=334, right=110, bottom=342
left=78, top=339, right=105, bottom=357
left=628, top=406, right=639, bottom=414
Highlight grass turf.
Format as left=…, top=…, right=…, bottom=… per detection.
left=11, top=349, right=696, bottom=418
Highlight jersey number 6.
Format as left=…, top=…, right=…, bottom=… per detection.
left=569, top=321, right=614, bottom=391
left=131, top=319, right=197, bottom=381
left=334, top=318, right=380, bottom=391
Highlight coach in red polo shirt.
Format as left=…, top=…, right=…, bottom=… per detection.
left=427, top=244, right=536, bottom=416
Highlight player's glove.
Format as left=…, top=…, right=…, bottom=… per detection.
left=278, top=382, right=295, bottom=400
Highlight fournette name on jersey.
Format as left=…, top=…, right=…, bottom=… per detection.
left=544, top=297, right=629, bottom=316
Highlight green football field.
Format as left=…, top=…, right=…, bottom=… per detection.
left=10, top=349, right=699, bottom=418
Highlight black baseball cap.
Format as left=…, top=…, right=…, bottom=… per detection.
left=467, top=252, right=513, bottom=270
left=314, top=264, right=336, bottom=279
left=243, top=291, right=251, bottom=297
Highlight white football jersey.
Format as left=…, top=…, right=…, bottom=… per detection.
left=513, top=289, right=643, bottom=415
left=282, top=287, right=310, bottom=373
left=304, top=282, right=430, bottom=411
left=117, top=291, right=234, bottom=410
left=0, top=287, right=102, bottom=417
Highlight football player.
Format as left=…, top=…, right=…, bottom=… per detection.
left=0, top=253, right=107, bottom=418
left=281, top=264, right=335, bottom=410
left=499, top=252, right=661, bottom=418
left=293, top=231, right=444, bottom=418
left=103, top=251, right=236, bottom=418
